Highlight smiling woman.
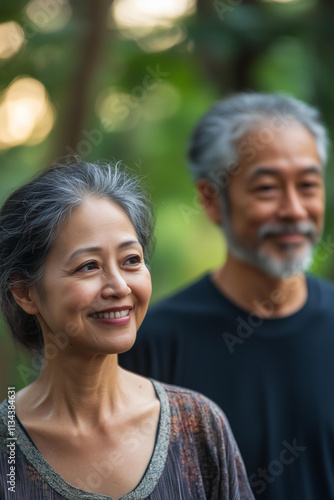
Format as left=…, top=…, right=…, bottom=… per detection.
left=0, top=159, right=254, bottom=500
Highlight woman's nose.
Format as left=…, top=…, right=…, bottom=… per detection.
left=101, top=271, right=131, bottom=298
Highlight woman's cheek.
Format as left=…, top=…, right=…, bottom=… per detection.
left=140, top=270, right=152, bottom=303
left=68, top=282, right=99, bottom=309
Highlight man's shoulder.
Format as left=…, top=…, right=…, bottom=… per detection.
left=138, top=274, right=218, bottom=337
left=155, top=273, right=212, bottom=305
left=146, top=274, right=215, bottom=317
left=307, top=272, right=334, bottom=287
left=307, top=273, right=334, bottom=303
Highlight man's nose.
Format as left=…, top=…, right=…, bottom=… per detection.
left=101, top=270, right=131, bottom=298
left=277, top=187, right=308, bottom=220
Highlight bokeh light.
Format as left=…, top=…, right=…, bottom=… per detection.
left=112, top=0, right=195, bottom=29
left=0, top=77, right=55, bottom=149
left=25, top=0, right=72, bottom=33
left=137, top=24, right=187, bottom=53
left=110, top=0, right=195, bottom=50
left=96, top=81, right=180, bottom=132
left=96, top=87, right=141, bottom=132
left=0, top=22, right=25, bottom=60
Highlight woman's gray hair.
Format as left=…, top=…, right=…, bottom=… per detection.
left=188, top=92, right=329, bottom=183
left=0, top=158, right=155, bottom=351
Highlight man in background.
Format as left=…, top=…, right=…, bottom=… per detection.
left=120, top=93, right=334, bottom=500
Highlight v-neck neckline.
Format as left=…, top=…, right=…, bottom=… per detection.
left=0, top=379, right=171, bottom=500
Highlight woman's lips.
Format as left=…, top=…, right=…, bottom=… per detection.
left=91, top=315, right=131, bottom=325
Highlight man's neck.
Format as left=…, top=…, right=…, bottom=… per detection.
left=211, top=254, right=308, bottom=318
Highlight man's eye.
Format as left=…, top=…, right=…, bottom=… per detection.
left=256, top=185, right=276, bottom=192
left=78, top=262, right=99, bottom=272
left=301, top=182, right=318, bottom=189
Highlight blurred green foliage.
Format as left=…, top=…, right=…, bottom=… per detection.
left=1, top=0, right=334, bottom=399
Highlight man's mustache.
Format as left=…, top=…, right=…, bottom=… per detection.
left=258, top=222, right=318, bottom=241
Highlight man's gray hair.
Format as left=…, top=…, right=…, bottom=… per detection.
left=0, top=158, right=154, bottom=351
left=188, top=92, right=329, bottom=183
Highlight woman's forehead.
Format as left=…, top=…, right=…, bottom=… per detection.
left=49, top=197, right=138, bottom=259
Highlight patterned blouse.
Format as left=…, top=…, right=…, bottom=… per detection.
left=0, top=380, right=254, bottom=499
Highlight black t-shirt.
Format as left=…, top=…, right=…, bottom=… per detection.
left=120, top=274, right=334, bottom=500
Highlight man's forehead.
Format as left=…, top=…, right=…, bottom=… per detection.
left=234, top=122, right=321, bottom=174
left=245, top=164, right=323, bottom=181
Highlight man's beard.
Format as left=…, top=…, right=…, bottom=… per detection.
left=222, top=217, right=321, bottom=279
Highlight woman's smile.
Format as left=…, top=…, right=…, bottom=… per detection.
left=89, top=306, right=133, bottom=324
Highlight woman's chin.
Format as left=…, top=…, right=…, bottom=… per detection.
left=95, top=334, right=138, bottom=356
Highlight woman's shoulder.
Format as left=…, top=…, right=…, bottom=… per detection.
left=153, top=380, right=231, bottom=434
left=0, top=399, right=8, bottom=429
left=156, top=380, right=225, bottom=409
left=153, top=380, right=247, bottom=477
left=0, top=399, right=11, bottom=453
left=152, top=381, right=254, bottom=500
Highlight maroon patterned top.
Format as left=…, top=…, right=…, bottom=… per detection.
left=0, top=380, right=254, bottom=499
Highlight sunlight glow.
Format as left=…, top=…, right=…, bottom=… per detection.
left=0, top=77, right=55, bottom=149
left=110, top=0, right=195, bottom=50
left=112, top=0, right=195, bottom=29
left=0, top=22, right=25, bottom=60
left=137, top=24, right=187, bottom=53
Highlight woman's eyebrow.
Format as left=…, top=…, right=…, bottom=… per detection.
left=68, top=240, right=141, bottom=261
left=118, top=240, right=141, bottom=249
left=68, top=246, right=102, bottom=261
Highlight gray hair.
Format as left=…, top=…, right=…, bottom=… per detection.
left=0, top=158, right=155, bottom=351
left=188, top=92, right=329, bottom=183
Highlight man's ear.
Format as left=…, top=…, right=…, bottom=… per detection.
left=197, top=179, right=223, bottom=225
left=9, top=282, right=39, bottom=315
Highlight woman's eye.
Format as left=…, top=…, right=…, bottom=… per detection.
left=78, top=261, right=99, bottom=272
left=124, top=255, right=141, bottom=265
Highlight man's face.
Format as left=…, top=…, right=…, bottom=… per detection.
left=221, top=122, right=325, bottom=278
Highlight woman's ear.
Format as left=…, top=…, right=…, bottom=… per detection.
left=197, top=179, right=223, bottom=225
left=9, top=282, right=39, bottom=315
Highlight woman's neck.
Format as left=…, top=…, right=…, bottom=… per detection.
left=17, top=353, right=131, bottom=427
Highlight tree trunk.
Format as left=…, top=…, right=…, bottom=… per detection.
left=54, top=0, right=112, bottom=158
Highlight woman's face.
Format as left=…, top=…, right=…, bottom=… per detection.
left=31, top=197, right=152, bottom=355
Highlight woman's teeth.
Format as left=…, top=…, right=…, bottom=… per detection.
left=90, top=309, right=130, bottom=319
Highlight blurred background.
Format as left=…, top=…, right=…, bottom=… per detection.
left=1, top=0, right=334, bottom=399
